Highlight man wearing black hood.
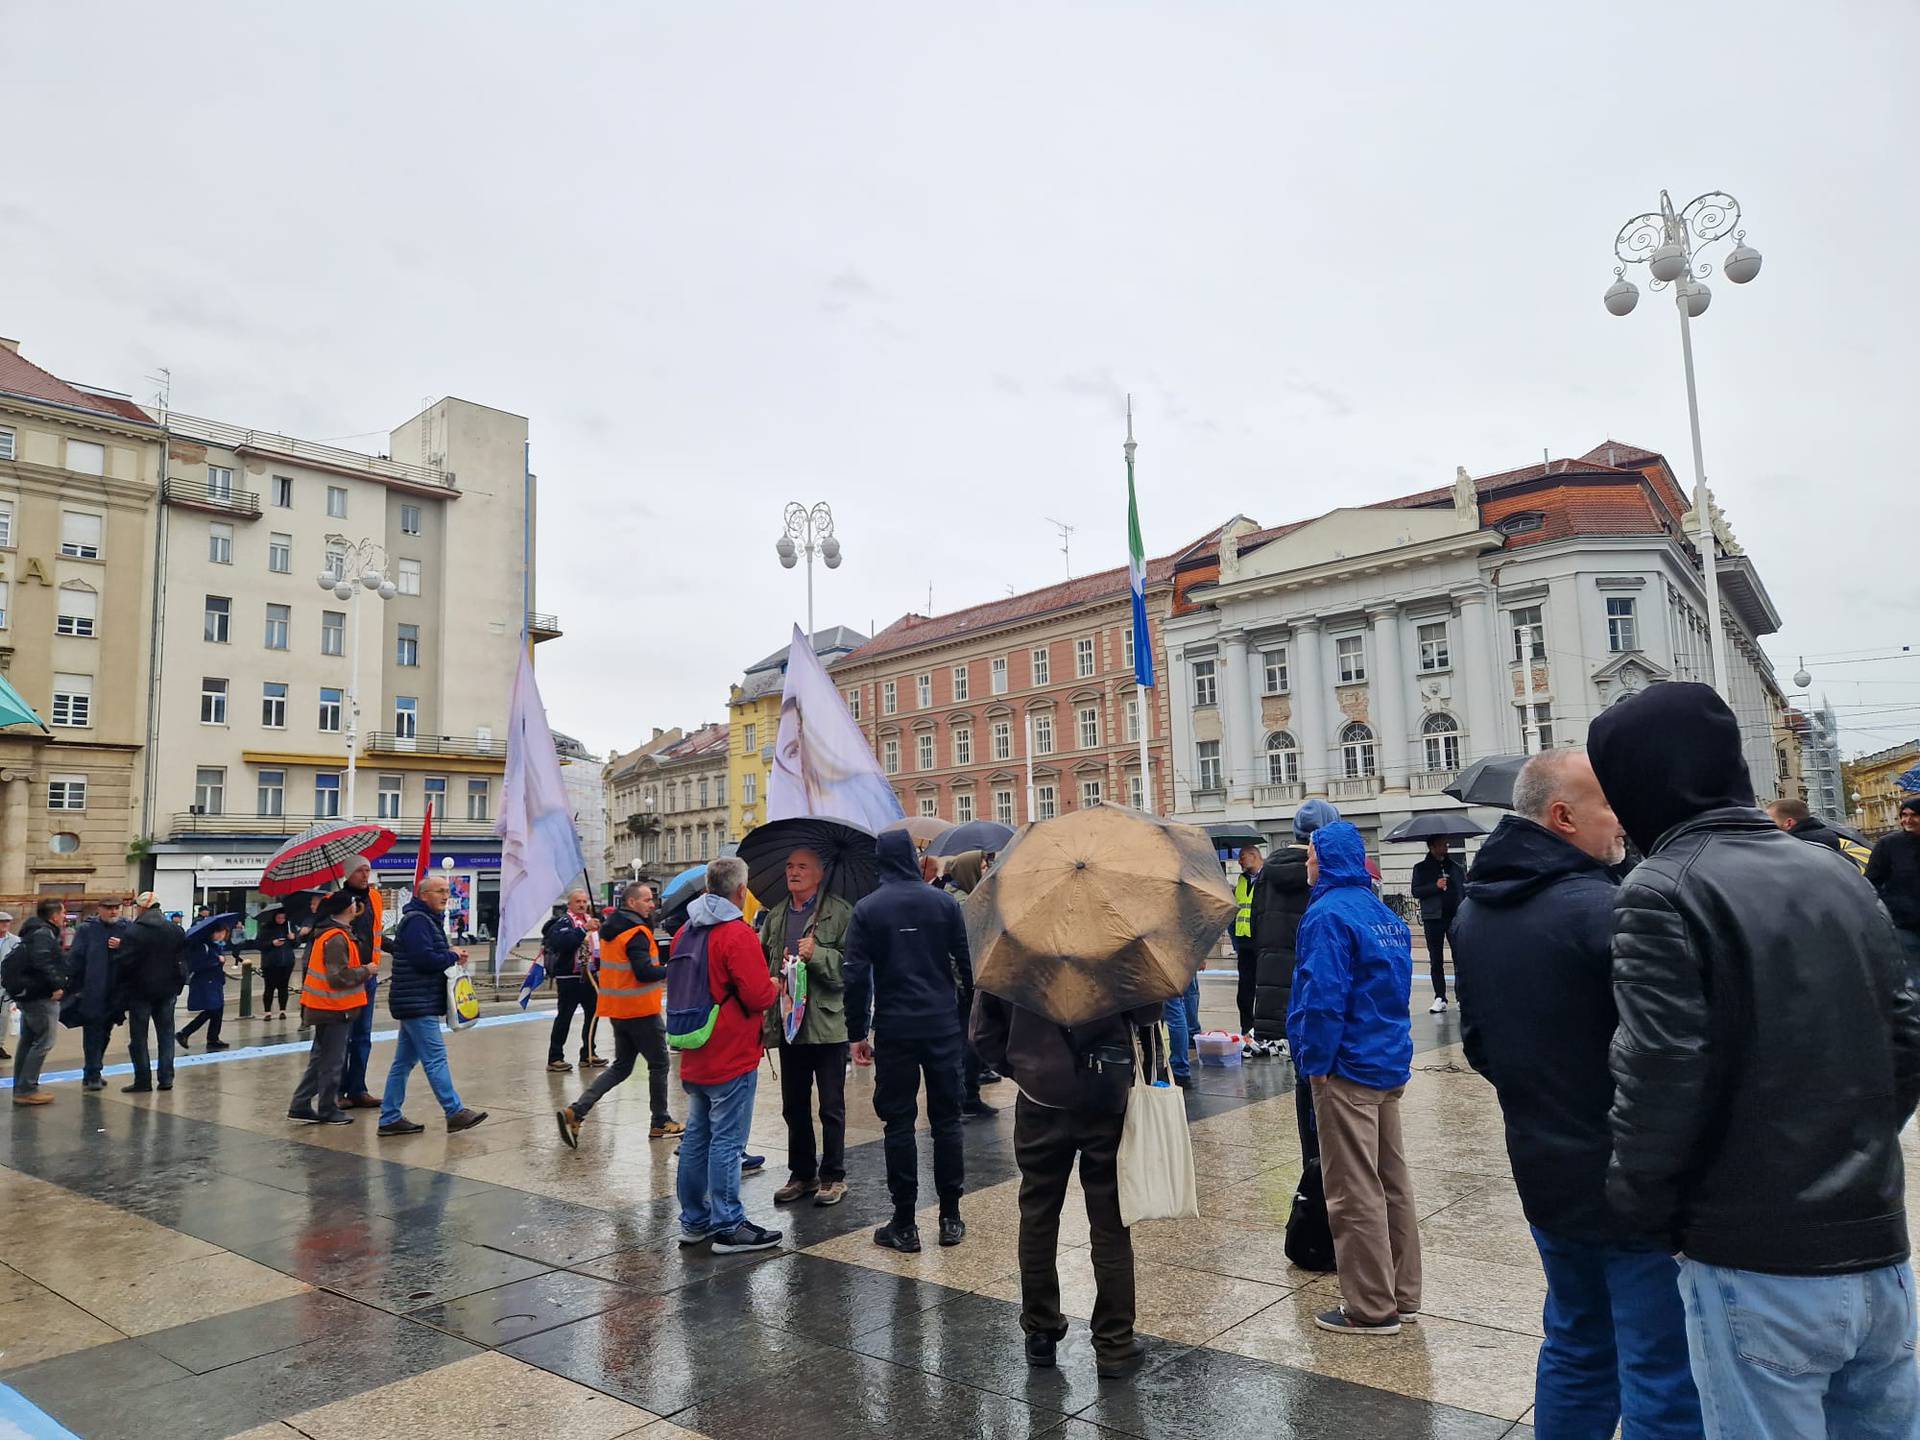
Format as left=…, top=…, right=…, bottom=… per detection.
left=1589, top=681, right=1920, bottom=1437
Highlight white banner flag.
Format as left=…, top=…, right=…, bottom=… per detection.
left=495, top=646, right=586, bottom=971
left=770, top=624, right=905, bottom=831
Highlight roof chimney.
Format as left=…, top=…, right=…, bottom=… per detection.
left=652, top=727, right=663, bottom=739
left=0, top=337, right=21, bottom=354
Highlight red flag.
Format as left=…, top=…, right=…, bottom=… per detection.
left=414, top=799, right=434, bottom=890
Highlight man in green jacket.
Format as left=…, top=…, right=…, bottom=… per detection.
left=762, top=847, right=855, bottom=1207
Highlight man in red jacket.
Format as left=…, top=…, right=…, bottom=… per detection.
left=673, top=856, right=782, bottom=1254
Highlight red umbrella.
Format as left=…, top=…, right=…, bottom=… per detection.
left=260, top=820, right=396, bottom=897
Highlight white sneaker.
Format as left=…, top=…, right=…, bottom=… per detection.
left=1429, top=996, right=1448, bottom=1014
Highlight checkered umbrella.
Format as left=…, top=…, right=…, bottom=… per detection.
left=259, top=821, right=396, bottom=897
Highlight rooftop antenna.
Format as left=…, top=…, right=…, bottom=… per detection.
left=1043, top=515, right=1076, bottom=578
left=148, top=366, right=171, bottom=421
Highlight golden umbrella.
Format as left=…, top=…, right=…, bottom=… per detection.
left=966, top=803, right=1236, bottom=1027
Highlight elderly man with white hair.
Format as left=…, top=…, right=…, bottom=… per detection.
left=377, top=873, right=487, bottom=1136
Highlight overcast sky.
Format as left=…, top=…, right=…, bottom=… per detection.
left=8, top=1, right=1917, bottom=760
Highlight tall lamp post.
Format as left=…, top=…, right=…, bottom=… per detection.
left=775, top=502, right=842, bottom=639
left=316, top=536, right=401, bottom=819
left=1604, top=189, right=1763, bottom=699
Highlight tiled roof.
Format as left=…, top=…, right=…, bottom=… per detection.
left=659, top=722, right=729, bottom=764
left=1379, top=456, right=1640, bottom=512
left=0, top=345, right=156, bottom=428
left=1578, top=439, right=1664, bottom=469
left=745, top=625, right=868, bottom=675
left=1479, top=483, right=1668, bottom=549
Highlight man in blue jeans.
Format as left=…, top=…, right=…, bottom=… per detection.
left=1455, top=749, right=1700, bottom=1436
left=1591, top=683, right=1920, bottom=1438
left=1161, top=979, right=1194, bottom=1088
left=377, top=876, right=487, bottom=1136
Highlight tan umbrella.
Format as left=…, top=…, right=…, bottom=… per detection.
left=881, top=815, right=952, bottom=850
left=966, top=803, right=1236, bottom=1027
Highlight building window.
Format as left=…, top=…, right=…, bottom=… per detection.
left=257, top=768, right=285, bottom=817
left=1075, top=637, right=1095, bottom=678
left=1192, top=659, right=1217, bottom=707
left=1263, top=647, right=1289, bottom=694
left=1521, top=703, right=1555, bottom=749
left=917, top=795, right=939, bottom=818
left=272, top=475, right=293, bottom=508
left=953, top=726, right=973, bottom=766
left=378, top=774, right=403, bottom=820
left=261, top=681, right=287, bottom=728
left=698, top=777, right=710, bottom=808
left=1340, top=722, right=1377, bottom=778
left=698, top=826, right=711, bottom=860
left=1080, top=777, right=1103, bottom=809
left=1607, top=596, right=1639, bottom=653
left=396, top=623, right=419, bottom=666
left=1337, top=635, right=1367, bottom=684
left=955, top=791, right=975, bottom=823
left=882, top=680, right=897, bottom=715
left=916, top=673, right=932, bottom=708
left=1128, top=772, right=1144, bottom=809
left=1422, top=712, right=1462, bottom=772
left=993, top=788, right=1014, bottom=824
left=1078, top=704, right=1100, bottom=749
left=206, top=465, right=234, bottom=500
left=204, top=595, right=231, bottom=643
left=55, top=587, right=97, bottom=637
left=320, top=610, right=344, bottom=656
left=845, top=688, right=861, bottom=719
left=195, top=767, right=226, bottom=815
left=1031, top=647, right=1051, bottom=686
left=65, top=441, right=104, bottom=476
left=47, top=775, right=87, bottom=811
left=949, top=665, right=969, bottom=702
left=992, top=719, right=1012, bottom=760
left=1033, top=713, right=1054, bottom=755
left=324, top=539, right=348, bottom=581
left=60, top=511, right=103, bottom=559
left=315, top=773, right=342, bottom=819
left=1196, top=740, right=1222, bottom=790
left=208, top=522, right=234, bottom=564
left=991, top=656, right=1009, bottom=694
left=395, top=696, right=418, bottom=739
left=467, top=778, right=490, bottom=821
left=51, top=674, right=92, bottom=728
left=319, top=687, right=342, bottom=731
left=882, top=737, right=900, bottom=774
left=743, top=773, right=757, bottom=806
left=0, top=498, right=12, bottom=547
left=268, top=533, right=292, bottom=573
left=1124, top=626, right=1137, bottom=673
left=1266, top=731, right=1299, bottom=785
left=1510, top=605, right=1546, bottom=663
left=740, top=722, right=757, bottom=753
left=716, top=774, right=727, bottom=806
left=401, top=503, right=421, bottom=535
left=326, top=485, right=348, bottom=518
left=200, top=677, right=228, bottom=725
left=264, top=603, right=290, bottom=650
left=1036, top=784, right=1058, bottom=820
left=918, top=733, right=935, bottom=770
left=1125, top=692, right=1142, bottom=743
left=424, top=775, right=447, bottom=813
left=1418, top=621, right=1451, bottom=672
left=0, top=427, right=13, bottom=462
left=2, top=578, right=14, bottom=629
left=398, top=558, right=422, bottom=595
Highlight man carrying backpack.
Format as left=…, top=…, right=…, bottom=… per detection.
left=666, top=857, right=781, bottom=1254
left=5, top=899, right=71, bottom=1106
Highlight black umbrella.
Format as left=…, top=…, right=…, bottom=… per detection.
left=928, top=820, right=1015, bottom=858
left=735, top=816, right=881, bottom=909
left=1381, top=813, right=1489, bottom=843
left=1442, top=754, right=1529, bottom=809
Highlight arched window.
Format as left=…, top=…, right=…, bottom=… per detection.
left=1265, top=731, right=1299, bottom=786
left=1340, top=722, right=1376, bottom=779
left=1421, top=712, right=1462, bottom=773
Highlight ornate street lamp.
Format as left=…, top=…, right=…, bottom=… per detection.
left=315, top=534, right=406, bottom=818
left=776, top=501, right=843, bottom=638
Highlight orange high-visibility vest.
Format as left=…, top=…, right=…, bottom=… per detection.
left=301, top=927, right=369, bottom=1013
left=594, top=922, right=663, bottom=1020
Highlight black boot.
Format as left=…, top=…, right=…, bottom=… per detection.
left=873, top=1218, right=921, bottom=1253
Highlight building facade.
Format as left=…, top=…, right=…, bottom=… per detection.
left=603, top=727, right=683, bottom=881
left=0, top=339, right=163, bottom=901
left=651, top=723, right=730, bottom=870
left=1844, top=739, right=1920, bottom=836
left=554, top=730, right=605, bottom=893
left=728, top=625, right=866, bottom=839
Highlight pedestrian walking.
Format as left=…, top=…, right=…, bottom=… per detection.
left=556, top=882, right=678, bottom=1148
left=1453, top=750, right=1701, bottom=1437
left=1408, top=837, right=1465, bottom=1013
left=846, top=828, right=974, bottom=1254
left=1866, top=794, right=1920, bottom=975
left=0, top=910, right=20, bottom=1060
left=970, top=989, right=1157, bottom=1380
left=287, top=890, right=375, bottom=1125
left=759, top=849, right=856, bottom=1207
left=1232, top=845, right=1262, bottom=1034
left=118, top=893, right=187, bottom=1093
left=335, top=859, right=384, bottom=1108
left=543, top=889, right=606, bottom=1072
left=378, top=875, right=487, bottom=1136
left=1590, top=682, right=1920, bottom=1438
left=669, top=857, right=782, bottom=1254
left=4, top=899, right=71, bottom=1106
left=176, top=924, right=233, bottom=1051
left=1288, top=820, right=1421, bottom=1336
left=255, top=905, right=297, bottom=1020
left=69, top=897, right=131, bottom=1089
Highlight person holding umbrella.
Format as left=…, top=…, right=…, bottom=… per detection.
left=1409, top=837, right=1467, bottom=1014
left=288, top=889, right=375, bottom=1125
left=176, top=915, right=237, bottom=1051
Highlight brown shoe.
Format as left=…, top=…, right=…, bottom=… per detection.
left=774, top=1178, right=819, bottom=1205
left=555, top=1107, right=582, bottom=1149
left=581, top=1055, right=610, bottom=1069
left=447, top=1108, right=489, bottom=1133
left=12, top=1092, right=52, bottom=1107
left=546, top=1060, right=573, bottom=1072
left=814, top=1181, right=848, bottom=1207
left=347, top=1093, right=381, bottom=1109
left=648, top=1118, right=685, bottom=1138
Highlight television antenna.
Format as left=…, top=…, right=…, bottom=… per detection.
left=1043, top=516, right=1076, bottom=577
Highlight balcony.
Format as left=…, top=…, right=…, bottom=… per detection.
left=528, top=612, right=562, bottom=643
left=162, top=477, right=261, bottom=519
left=166, top=810, right=499, bottom=842
left=1253, top=782, right=1304, bottom=807
left=1330, top=776, right=1382, bottom=801
left=362, top=731, right=505, bottom=759
left=165, top=412, right=455, bottom=491
left=1408, top=769, right=1458, bottom=796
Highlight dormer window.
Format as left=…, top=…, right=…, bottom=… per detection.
left=1496, top=511, right=1546, bottom=537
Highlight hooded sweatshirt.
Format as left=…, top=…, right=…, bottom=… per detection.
left=945, top=850, right=986, bottom=895
left=673, top=892, right=778, bottom=1086
left=1587, top=681, right=1756, bottom=855
left=1286, top=821, right=1412, bottom=1089
left=844, top=829, right=973, bottom=1042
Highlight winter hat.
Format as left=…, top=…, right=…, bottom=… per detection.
left=1588, top=681, right=1755, bottom=855
left=1292, top=797, right=1342, bottom=840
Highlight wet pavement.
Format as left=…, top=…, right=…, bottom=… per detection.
left=7, top=984, right=1857, bottom=1438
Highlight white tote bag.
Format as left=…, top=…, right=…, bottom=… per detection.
left=1117, top=1023, right=1200, bottom=1227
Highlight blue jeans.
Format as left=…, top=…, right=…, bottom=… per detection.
left=1530, top=1226, right=1702, bottom=1438
left=1679, top=1257, right=1920, bottom=1439
left=1183, top=976, right=1200, bottom=1037
left=677, top=1068, right=758, bottom=1234
left=341, top=977, right=377, bottom=1096
left=1163, top=992, right=1192, bottom=1079
left=380, top=1016, right=463, bottom=1124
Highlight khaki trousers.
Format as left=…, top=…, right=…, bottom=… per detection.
left=1311, top=1073, right=1422, bottom=1326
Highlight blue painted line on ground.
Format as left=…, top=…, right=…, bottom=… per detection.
left=1, top=1008, right=550, bottom=1090
left=0, top=1380, right=81, bottom=1440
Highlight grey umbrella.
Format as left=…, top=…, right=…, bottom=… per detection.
left=1381, top=813, right=1489, bottom=843
left=1442, top=755, right=1529, bottom=809
left=928, top=820, right=1015, bottom=857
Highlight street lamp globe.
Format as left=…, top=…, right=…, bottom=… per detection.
left=775, top=535, right=798, bottom=568
left=1723, top=241, right=1763, bottom=285
left=316, top=572, right=337, bottom=591
left=361, top=569, right=384, bottom=591
left=333, top=581, right=354, bottom=600
left=1681, top=281, right=1712, bottom=318
left=1649, top=241, right=1688, bottom=283
left=1604, top=276, right=1641, bottom=316
left=377, top=581, right=397, bottom=600
left=441, top=856, right=456, bottom=873
left=1792, top=659, right=1812, bottom=689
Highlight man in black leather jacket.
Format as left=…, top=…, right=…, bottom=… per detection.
left=1590, top=682, right=1920, bottom=1436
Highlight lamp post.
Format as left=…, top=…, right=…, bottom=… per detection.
left=1604, top=190, right=1763, bottom=699
left=774, top=502, right=842, bottom=639
left=315, top=536, right=401, bottom=819
left=197, top=854, right=215, bottom=913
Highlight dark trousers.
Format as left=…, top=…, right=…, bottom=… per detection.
left=779, top=1038, right=849, bottom=1183
left=1423, top=921, right=1451, bottom=1000
left=1014, top=1094, right=1136, bottom=1360
left=872, top=1029, right=965, bottom=1217
left=81, top=1019, right=114, bottom=1082
left=261, top=967, right=294, bottom=1013
left=179, top=1008, right=224, bottom=1044
left=126, top=996, right=177, bottom=1086
left=957, top=992, right=985, bottom=1101
left=1234, top=939, right=1258, bottom=1033
left=1296, top=1071, right=1319, bottom=1165
left=341, top=978, right=377, bottom=1096
left=290, top=1019, right=352, bottom=1115
left=549, top=978, right=598, bottom=1063
left=572, top=1016, right=672, bottom=1124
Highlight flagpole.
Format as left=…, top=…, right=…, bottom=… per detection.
left=1025, top=712, right=1037, bottom=822
left=1125, top=396, right=1156, bottom=816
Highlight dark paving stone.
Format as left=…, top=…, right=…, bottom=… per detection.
left=700, top=1251, right=958, bottom=1345
left=678, top=1346, right=1068, bottom=1439
left=570, top=1236, right=781, bottom=1293
left=1046, top=1423, right=1139, bottom=1439
left=399, top=1185, right=670, bottom=1267
left=4, top=1337, right=190, bottom=1395
left=409, top=1268, right=637, bottom=1345
left=230, top=1216, right=553, bottom=1312
left=848, top=1288, right=1189, bottom=1415
left=134, top=1289, right=370, bottom=1374
left=35, top=1367, right=280, bottom=1440
left=1077, top=1345, right=1513, bottom=1439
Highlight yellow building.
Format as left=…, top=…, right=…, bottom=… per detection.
left=1845, top=739, right=1919, bottom=837
left=728, top=626, right=866, bottom=839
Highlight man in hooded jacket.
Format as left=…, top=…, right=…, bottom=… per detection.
left=1590, top=681, right=1920, bottom=1437
left=1251, top=798, right=1340, bottom=1060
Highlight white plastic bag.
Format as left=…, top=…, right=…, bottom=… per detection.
left=1117, top=1023, right=1200, bottom=1227
left=444, top=964, right=481, bottom=1031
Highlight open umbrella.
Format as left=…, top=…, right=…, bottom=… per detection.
left=928, top=819, right=1015, bottom=858
left=0, top=673, right=50, bottom=733
left=1381, top=813, right=1489, bottom=843
left=881, top=815, right=950, bottom=850
left=259, top=820, right=396, bottom=897
left=736, top=816, right=881, bottom=910
left=653, top=863, right=713, bottom=937
left=185, top=911, right=244, bottom=945
left=967, top=803, right=1236, bottom=1027
left=1443, top=754, right=1529, bottom=809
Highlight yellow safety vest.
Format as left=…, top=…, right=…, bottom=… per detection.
left=1234, top=873, right=1256, bottom=940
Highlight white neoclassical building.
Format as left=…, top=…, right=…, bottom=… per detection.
left=1165, top=441, right=1791, bottom=892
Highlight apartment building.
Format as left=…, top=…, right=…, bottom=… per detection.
left=603, top=727, right=683, bottom=881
